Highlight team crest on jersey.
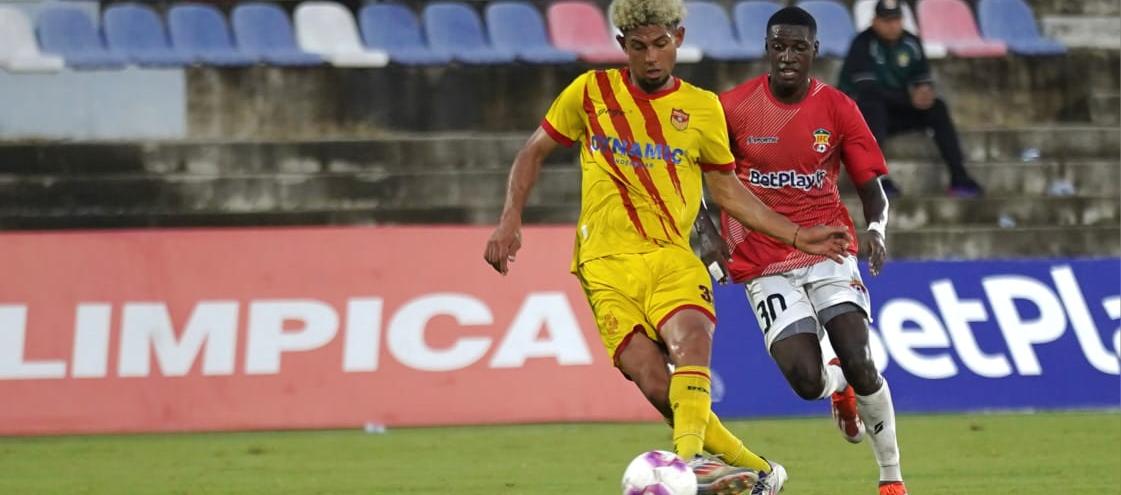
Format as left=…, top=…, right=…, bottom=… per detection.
left=602, top=313, right=619, bottom=334
left=897, top=51, right=911, bottom=67
left=812, top=128, right=832, bottom=153
left=670, top=108, right=690, bottom=131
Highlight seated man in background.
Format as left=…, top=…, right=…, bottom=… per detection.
left=838, top=0, right=983, bottom=197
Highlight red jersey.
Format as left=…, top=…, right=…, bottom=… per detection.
left=720, top=76, right=888, bottom=282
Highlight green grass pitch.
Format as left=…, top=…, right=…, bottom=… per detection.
left=1, top=412, right=1117, bottom=494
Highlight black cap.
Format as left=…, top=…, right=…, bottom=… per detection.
left=875, top=0, right=904, bottom=18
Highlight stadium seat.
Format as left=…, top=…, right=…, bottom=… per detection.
left=422, top=2, right=515, bottom=64
left=358, top=4, right=450, bottom=66
left=977, top=0, right=1066, bottom=56
left=294, top=1, right=389, bottom=67
left=546, top=1, right=628, bottom=64
left=682, top=2, right=758, bottom=60
left=485, top=1, right=578, bottom=64
left=168, top=3, right=256, bottom=66
left=232, top=3, right=324, bottom=66
left=732, top=0, right=780, bottom=58
left=0, top=7, right=64, bottom=72
left=36, top=6, right=128, bottom=69
left=917, top=0, right=1007, bottom=57
left=851, top=0, right=947, bottom=58
left=797, top=0, right=857, bottom=58
left=103, top=3, right=193, bottom=67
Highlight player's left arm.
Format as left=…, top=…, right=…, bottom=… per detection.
left=838, top=93, right=891, bottom=276
left=856, top=178, right=889, bottom=276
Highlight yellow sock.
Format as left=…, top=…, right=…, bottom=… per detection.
left=704, top=412, right=772, bottom=473
left=669, top=365, right=712, bottom=459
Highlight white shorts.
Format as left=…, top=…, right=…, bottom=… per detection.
left=744, top=256, right=872, bottom=352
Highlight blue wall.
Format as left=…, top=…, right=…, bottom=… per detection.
left=710, top=259, right=1121, bottom=417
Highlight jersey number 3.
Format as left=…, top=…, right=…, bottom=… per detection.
left=756, top=294, right=788, bottom=332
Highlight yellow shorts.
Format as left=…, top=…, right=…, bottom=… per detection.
left=576, top=245, right=716, bottom=366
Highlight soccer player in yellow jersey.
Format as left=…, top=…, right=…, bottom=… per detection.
left=484, top=1, right=849, bottom=493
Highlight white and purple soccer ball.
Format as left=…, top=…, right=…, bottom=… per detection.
left=621, top=450, right=698, bottom=495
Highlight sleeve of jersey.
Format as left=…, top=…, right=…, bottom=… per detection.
left=697, top=101, right=736, bottom=172
left=838, top=94, right=889, bottom=186
left=540, top=73, right=589, bottom=147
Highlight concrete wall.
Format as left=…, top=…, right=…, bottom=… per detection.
left=0, top=69, right=187, bottom=140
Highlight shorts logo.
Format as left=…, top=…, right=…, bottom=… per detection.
left=812, top=128, right=832, bottom=153
left=670, top=108, right=690, bottom=131
left=850, top=278, right=867, bottom=294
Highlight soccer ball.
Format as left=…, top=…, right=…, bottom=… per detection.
left=621, top=450, right=697, bottom=495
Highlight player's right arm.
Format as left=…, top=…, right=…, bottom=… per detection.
left=700, top=95, right=849, bottom=262
left=704, top=170, right=850, bottom=262
left=485, top=72, right=589, bottom=275
left=484, top=128, right=560, bottom=275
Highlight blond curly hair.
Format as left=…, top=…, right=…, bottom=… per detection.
left=610, top=0, right=686, bottom=33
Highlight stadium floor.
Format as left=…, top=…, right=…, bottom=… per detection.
left=1, top=411, right=1117, bottom=494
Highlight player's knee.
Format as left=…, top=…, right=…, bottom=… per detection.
left=785, top=362, right=826, bottom=401
left=662, top=326, right=712, bottom=367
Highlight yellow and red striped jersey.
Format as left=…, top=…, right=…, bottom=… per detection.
left=541, top=68, right=735, bottom=270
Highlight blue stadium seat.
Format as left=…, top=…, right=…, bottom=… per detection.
left=36, top=6, right=128, bottom=69
left=232, top=3, right=323, bottom=66
left=798, top=0, right=856, bottom=58
left=683, top=1, right=758, bottom=60
left=733, top=0, right=780, bottom=58
left=485, top=2, right=577, bottom=64
left=168, top=3, right=256, bottom=66
left=359, top=3, right=451, bottom=65
left=103, top=3, right=192, bottom=67
left=978, top=0, right=1066, bottom=56
left=422, top=2, right=515, bottom=65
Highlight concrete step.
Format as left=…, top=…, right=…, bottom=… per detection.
left=1044, top=16, right=1121, bottom=50
left=1, top=207, right=1114, bottom=260
left=0, top=136, right=572, bottom=175
left=879, top=126, right=1120, bottom=164
left=1090, top=93, right=1121, bottom=125
left=1032, top=0, right=1121, bottom=17
left=0, top=126, right=1116, bottom=175
left=0, top=168, right=1114, bottom=228
left=864, top=226, right=1121, bottom=260
left=2, top=159, right=1112, bottom=208
left=0, top=170, right=578, bottom=213
left=841, top=195, right=1119, bottom=229
left=845, top=160, right=1120, bottom=196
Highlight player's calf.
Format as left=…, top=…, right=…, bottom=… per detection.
left=828, top=358, right=865, bottom=444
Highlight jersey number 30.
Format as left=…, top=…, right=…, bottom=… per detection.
left=756, top=294, right=788, bottom=332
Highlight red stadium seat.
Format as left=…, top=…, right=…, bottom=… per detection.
left=917, top=0, right=1007, bottom=58
left=546, top=1, right=627, bottom=64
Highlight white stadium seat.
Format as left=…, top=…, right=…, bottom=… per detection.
left=0, top=7, right=65, bottom=73
left=294, top=1, right=389, bottom=68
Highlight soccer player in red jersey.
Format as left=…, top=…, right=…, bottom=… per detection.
left=718, top=7, right=907, bottom=495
